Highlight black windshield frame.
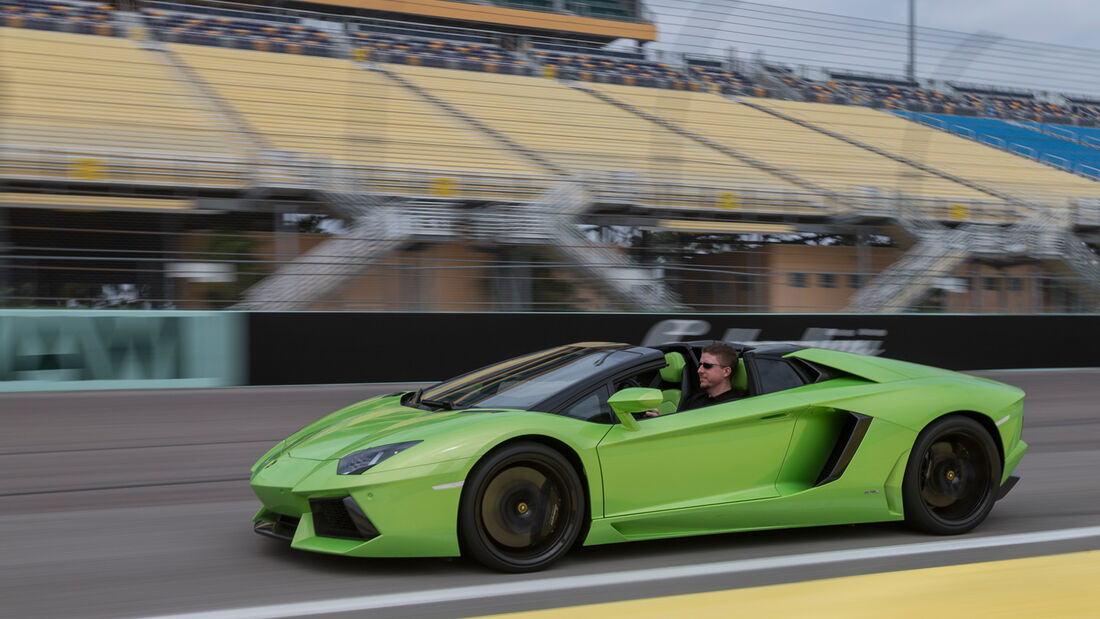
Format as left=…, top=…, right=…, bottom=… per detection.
left=418, top=344, right=661, bottom=413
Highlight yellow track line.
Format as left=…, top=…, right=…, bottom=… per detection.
left=484, top=549, right=1100, bottom=618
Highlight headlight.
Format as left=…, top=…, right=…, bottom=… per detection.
left=337, top=441, right=422, bottom=475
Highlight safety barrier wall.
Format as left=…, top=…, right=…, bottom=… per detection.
left=0, top=310, right=245, bottom=392
left=2, top=311, right=1097, bottom=391
left=247, top=312, right=1100, bottom=385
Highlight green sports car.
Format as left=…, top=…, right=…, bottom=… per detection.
left=250, top=341, right=1027, bottom=572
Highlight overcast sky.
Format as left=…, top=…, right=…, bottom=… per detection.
left=760, top=1, right=1098, bottom=48
left=642, top=0, right=1100, bottom=95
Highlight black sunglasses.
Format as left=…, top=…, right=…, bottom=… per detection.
left=699, top=362, right=728, bottom=369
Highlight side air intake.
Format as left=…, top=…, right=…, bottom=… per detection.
left=813, top=412, right=873, bottom=487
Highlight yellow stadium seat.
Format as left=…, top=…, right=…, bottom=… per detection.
left=0, top=27, right=248, bottom=188
left=754, top=98, right=1100, bottom=206
left=389, top=65, right=811, bottom=210
left=170, top=44, right=550, bottom=200
left=590, top=84, right=994, bottom=209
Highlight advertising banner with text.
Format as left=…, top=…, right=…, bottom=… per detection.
left=248, top=313, right=1100, bottom=385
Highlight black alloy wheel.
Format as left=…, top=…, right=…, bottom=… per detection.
left=459, top=442, right=586, bottom=572
left=902, top=415, right=1002, bottom=534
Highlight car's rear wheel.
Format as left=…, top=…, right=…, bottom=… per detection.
left=903, top=415, right=1001, bottom=534
left=459, top=442, right=586, bottom=572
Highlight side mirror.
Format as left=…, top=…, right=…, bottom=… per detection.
left=607, top=387, right=663, bottom=431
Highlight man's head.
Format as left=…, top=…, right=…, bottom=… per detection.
left=697, top=342, right=738, bottom=396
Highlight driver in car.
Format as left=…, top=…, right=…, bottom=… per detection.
left=644, top=342, right=742, bottom=417
left=682, top=342, right=741, bottom=410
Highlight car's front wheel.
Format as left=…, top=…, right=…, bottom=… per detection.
left=459, top=442, right=586, bottom=572
left=903, top=415, right=1001, bottom=534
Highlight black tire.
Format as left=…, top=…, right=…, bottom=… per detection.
left=902, top=415, right=1002, bottom=535
left=459, top=442, right=586, bottom=572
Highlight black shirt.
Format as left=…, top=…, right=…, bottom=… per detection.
left=682, top=387, right=742, bottom=410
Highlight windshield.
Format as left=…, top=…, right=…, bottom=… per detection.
left=420, top=345, right=644, bottom=411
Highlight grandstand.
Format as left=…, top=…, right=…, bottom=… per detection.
left=896, top=112, right=1100, bottom=181
left=2, top=0, right=1100, bottom=313
left=170, top=42, right=554, bottom=200
left=142, top=5, right=338, bottom=55
left=753, top=99, right=1100, bottom=206
left=0, top=25, right=249, bottom=187
left=587, top=85, right=999, bottom=210
left=387, top=64, right=811, bottom=207
left=0, top=0, right=116, bottom=34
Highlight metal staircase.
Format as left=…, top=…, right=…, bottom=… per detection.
left=317, top=189, right=386, bottom=220
left=850, top=209, right=1100, bottom=311
left=1049, top=234, right=1100, bottom=280
left=233, top=183, right=680, bottom=310
left=1048, top=233, right=1100, bottom=298
left=553, top=225, right=681, bottom=311
left=846, top=225, right=972, bottom=312
left=233, top=198, right=408, bottom=310
left=1019, top=215, right=1100, bottom=303
left=536, top=183, right=681, bottom=310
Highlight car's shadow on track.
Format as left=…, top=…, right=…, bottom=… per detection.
left=249, top=521, right=917, bottom=577
left=252, top=538, right=477, bottom=576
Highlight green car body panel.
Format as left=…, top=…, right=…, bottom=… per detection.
left=250, top=343, right=1027, bottom=561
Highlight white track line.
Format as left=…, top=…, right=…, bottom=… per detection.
left=142, top=525, right=1100, bottom=619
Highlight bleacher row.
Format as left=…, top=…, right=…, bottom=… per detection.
left=10, top=0, right=1098, bottom=123
left=356, top=32, right=533, bottom=75
left=1, top=0, right=115, bottom=35
left=1, top=0, right=1099, bottom=217
left=897, top=112, right=1100, bottom=181
left=143, top=8, right=336, bottom=56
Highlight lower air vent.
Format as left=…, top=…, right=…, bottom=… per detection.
left=254, top=514, right=300, bottom=542
left=310, top=497, right=380, bottom=541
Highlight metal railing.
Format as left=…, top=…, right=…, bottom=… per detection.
left=6, top=228, right=1096, bottom=312
left=846, top=227, right=972, bottom=312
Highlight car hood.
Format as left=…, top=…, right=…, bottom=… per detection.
left=283, top=394, right=491, bottom=461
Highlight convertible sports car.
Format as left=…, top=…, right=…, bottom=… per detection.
left=250, top=341, right=1027, bottom=572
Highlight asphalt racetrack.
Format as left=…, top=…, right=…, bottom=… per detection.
left=3, top=370, right=1099, bottom=618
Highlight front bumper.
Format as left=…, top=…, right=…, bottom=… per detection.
left=254, top=513, right=300, bottom=542
left=250, top=455, right=469, bottom=558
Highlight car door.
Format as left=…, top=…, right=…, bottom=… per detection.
left=596, top=391, right=803, bottom=518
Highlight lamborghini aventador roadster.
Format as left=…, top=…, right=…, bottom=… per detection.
left=250, top=340, right=1026, bottom=572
